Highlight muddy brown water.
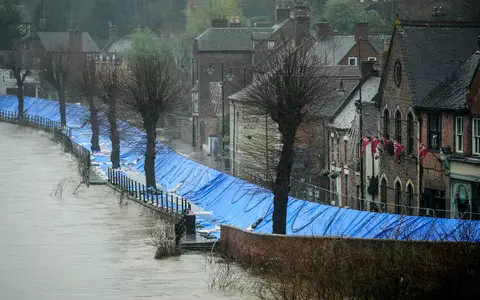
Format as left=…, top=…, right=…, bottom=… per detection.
left=0, top=122, right=250, bottom=300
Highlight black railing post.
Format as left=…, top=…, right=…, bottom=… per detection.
left=171, top=194, right=174, bottom=213
left=155, top=191, right=159, bottom=207
left=176, top=196, right=179, bottom=214
left=142, top=184, right=146, bottom=202
left=166, top=193, right=169, bottom=213
left=160, top=190, right=164, bottom=209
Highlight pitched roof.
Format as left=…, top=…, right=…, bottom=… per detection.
left=418, top=51, right=480, bottom=111
left=38, top=32, right=101, bottom=53
left=329, top=76, right=381, bottom=129
left=311, top=35, right=390, bottom=65
left=195, top=28, right=272, bottom=52
left=397, top=22, right=480, bottom=106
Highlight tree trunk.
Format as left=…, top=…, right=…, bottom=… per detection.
left=58, top=89, right=67, bottom=127
left=17, top=82, right=24, bottom=118
left=144, top=120, right=157, bottom=188
left=272, top=129, right=297, bottom=235
left=108, top=104, right=120, bottom=169
left=87, top=95, right=100, bottom=152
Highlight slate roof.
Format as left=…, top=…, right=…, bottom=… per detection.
left=418, top=51, right=480, bottom=111
left=330, top=77, right=381, bottom=130
left=311, top=35, right=390, bottom=65
left=397, top=23, right=480, bottom=106
left=38, top=32, right=101, bottom=53
left=195, top=28, right=272, bottom=52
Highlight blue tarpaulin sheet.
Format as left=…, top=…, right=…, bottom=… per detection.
left=1, top=95, right=480, bottom=242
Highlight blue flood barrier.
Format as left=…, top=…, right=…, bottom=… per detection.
left=1, top=95, right=480, bottom=242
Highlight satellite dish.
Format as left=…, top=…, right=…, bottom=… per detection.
left=373, top=62, right=382, bottom=71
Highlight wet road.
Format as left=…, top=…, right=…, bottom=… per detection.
left=0, top=122, right=247, bottom=300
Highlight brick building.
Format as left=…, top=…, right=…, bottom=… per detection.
left=375, top=20, right=480, bottom=216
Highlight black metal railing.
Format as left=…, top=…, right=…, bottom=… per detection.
left=107, top=168, right=189, bottom=243
left=0, top=109, right=91, bottom=184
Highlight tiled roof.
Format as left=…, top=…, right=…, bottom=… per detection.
left=195, top=28, right=272, bottom=52
left=397, top=22, right=480, bottom=106
left=418, top=51, right=480, bottom=111
left=38, top=32, right=101, bottom=53
left=311, top=35, right=390, bottom=65
left=330, top=76, right=381, bottom=129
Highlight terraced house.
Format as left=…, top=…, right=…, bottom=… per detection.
left=375, top=20, right=480, bottom=218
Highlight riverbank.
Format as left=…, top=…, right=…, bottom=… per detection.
left=1, top=95, right=480, bottom=242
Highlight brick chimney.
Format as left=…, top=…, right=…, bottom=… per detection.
left=212, top=15, right=228, bottom=28
left=316, top=22, right=331, bottom=39
left=294, top=1, right=310, bottom=47
left=355, top=23, right=369, bottom=41
left=109, top=24, right=118, bottom=42
left=69, top=28, right=83, bottom=54
left=275, top=2, right=291, bottom=22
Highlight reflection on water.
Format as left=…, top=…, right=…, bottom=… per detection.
left=0, top=123, right=248, bottom=300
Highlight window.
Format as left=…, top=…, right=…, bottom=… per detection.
left=267, top=41, right=275, bottom=50
left=344, top=140, right=348, bottom=163
left=455, top=117, right=464, bottom=153
left=473, top=118, right=480, bottom=155
left=348, top=57, right=357, bottom=66
left=383, top=109, right=390, bottom=135
left=9, top=71, right=13, bottom=78
left=407, top=184, right=414, bottom=215
left=395, top=181, right=402, bottom=214
left=395, top=110, right=402, bottom=143
left=368, top=57, right=377, bottom=61
left=345, top=174, right=349, bottom=197
left=407, top=112, right=414, bottom=153
left=336, top=138, right=340, bottom=162
left=380, top=178, right=387, bottom=204
left=428, top=113, right=442, bottom=150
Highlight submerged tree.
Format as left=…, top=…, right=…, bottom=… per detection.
left=125, top=29, right=183, bottom=187
left=97, top=61, right=126, bottom=169
left=72, top=57, right=100, bottom=151
left=241, top=46, right=332, bottom=234
left=0, top=48, right=33, bottom=118
left=39, top=51, right=70, bottom=126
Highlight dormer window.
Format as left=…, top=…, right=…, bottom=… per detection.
left=368, top=57, right=377, bottom=61
left=348, top=57, right=357, bottom=66
left=268, top=41, right=275, bottom=50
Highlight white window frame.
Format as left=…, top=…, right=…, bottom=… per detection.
left=473, top=118, right=480, bottom=155
left=368, top=57, right=377, bottom=61
left=267, top=41, right=275, bottom=50
left=348, top=57, right=357, bottom=66
left=455, top=116, right=463, bottom=153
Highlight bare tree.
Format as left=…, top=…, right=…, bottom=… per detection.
left=241, top=46, right=332, bottom=234
left=0, top=48, right=33, bottom=117
left=71, top=56, right=100, bottom=151
left=39, top=51, right=71, bottom=127
left=125, top=53, right=183, bottom=188
left=97, top=62, right=126, bottom=169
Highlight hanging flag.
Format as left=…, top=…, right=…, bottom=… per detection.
left=394, top=140, right=404, bottom=164
left=419, top=142, right=429, bottom=164
left=371, top=136, right=380, bottom=156
left=382, top=135, right=390, bottom=146
left=361, top=136, right=370, bottom=157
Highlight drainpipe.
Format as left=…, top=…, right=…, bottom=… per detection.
left=232, top=100, right=236, bottom=176
left=418, top=115, right=423, bottom=215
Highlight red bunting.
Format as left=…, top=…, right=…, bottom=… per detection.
left=394, top=140, right=404, bottom=164
left=382, top=135, right=390, bottom=146
left=419, top=142, right=429, bottom=164
left=361, top=136, right=370, bottom=157
left=371, top=136, right=380, bottom=156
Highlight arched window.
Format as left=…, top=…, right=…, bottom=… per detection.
left=380, top=178, right=387, bottom=212
left=407, top=112, right=414, bottom=153
left=384, top=109, right=390, bottom=136
left=395, top=181, right=402, bottom=214
left=407, top=184, right=414, bottom=215
left=395, top=110, right=402, bottom=143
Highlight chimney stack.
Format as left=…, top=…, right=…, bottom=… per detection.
left=275, top=2, right=291, bottom=22
left=354, top=23, right=369, bottom=42
left=109, top=24, right=118, bottom=42
left=294, top=1, right=310, bottom=47
left=316, top=22, right=331, bottom=40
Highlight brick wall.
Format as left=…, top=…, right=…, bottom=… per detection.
left=338, top=40, right=379, bottom=65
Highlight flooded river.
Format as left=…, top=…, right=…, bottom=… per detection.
left=0, top=122, right=248, bottom=300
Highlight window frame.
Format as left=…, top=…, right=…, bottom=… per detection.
left=383, top=109, right=390, bottom=136
left=473, top=118, right=480, bottom=155
left=380, top=178, right=387, bottom=204
left=367, top=57, right=377, bottom=61
left=395, top=181, right=402, bottom=214
left=455, top=116, right=464, bottom=154
left=348, top=57, right=357, bottom=66
left=267, top=41, right=275, bottom=50
left=336, top=138, right=340, bottom=163
left=407, top=184, right=414, bottom=215
left=428, top=113, right=442, bottom=151
left=407, top=112, right=414, bottom=153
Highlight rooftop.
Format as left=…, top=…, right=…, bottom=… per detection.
left=38, top=32, right=101, bottom=53
left=195, top=27, right=272, bottom=52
